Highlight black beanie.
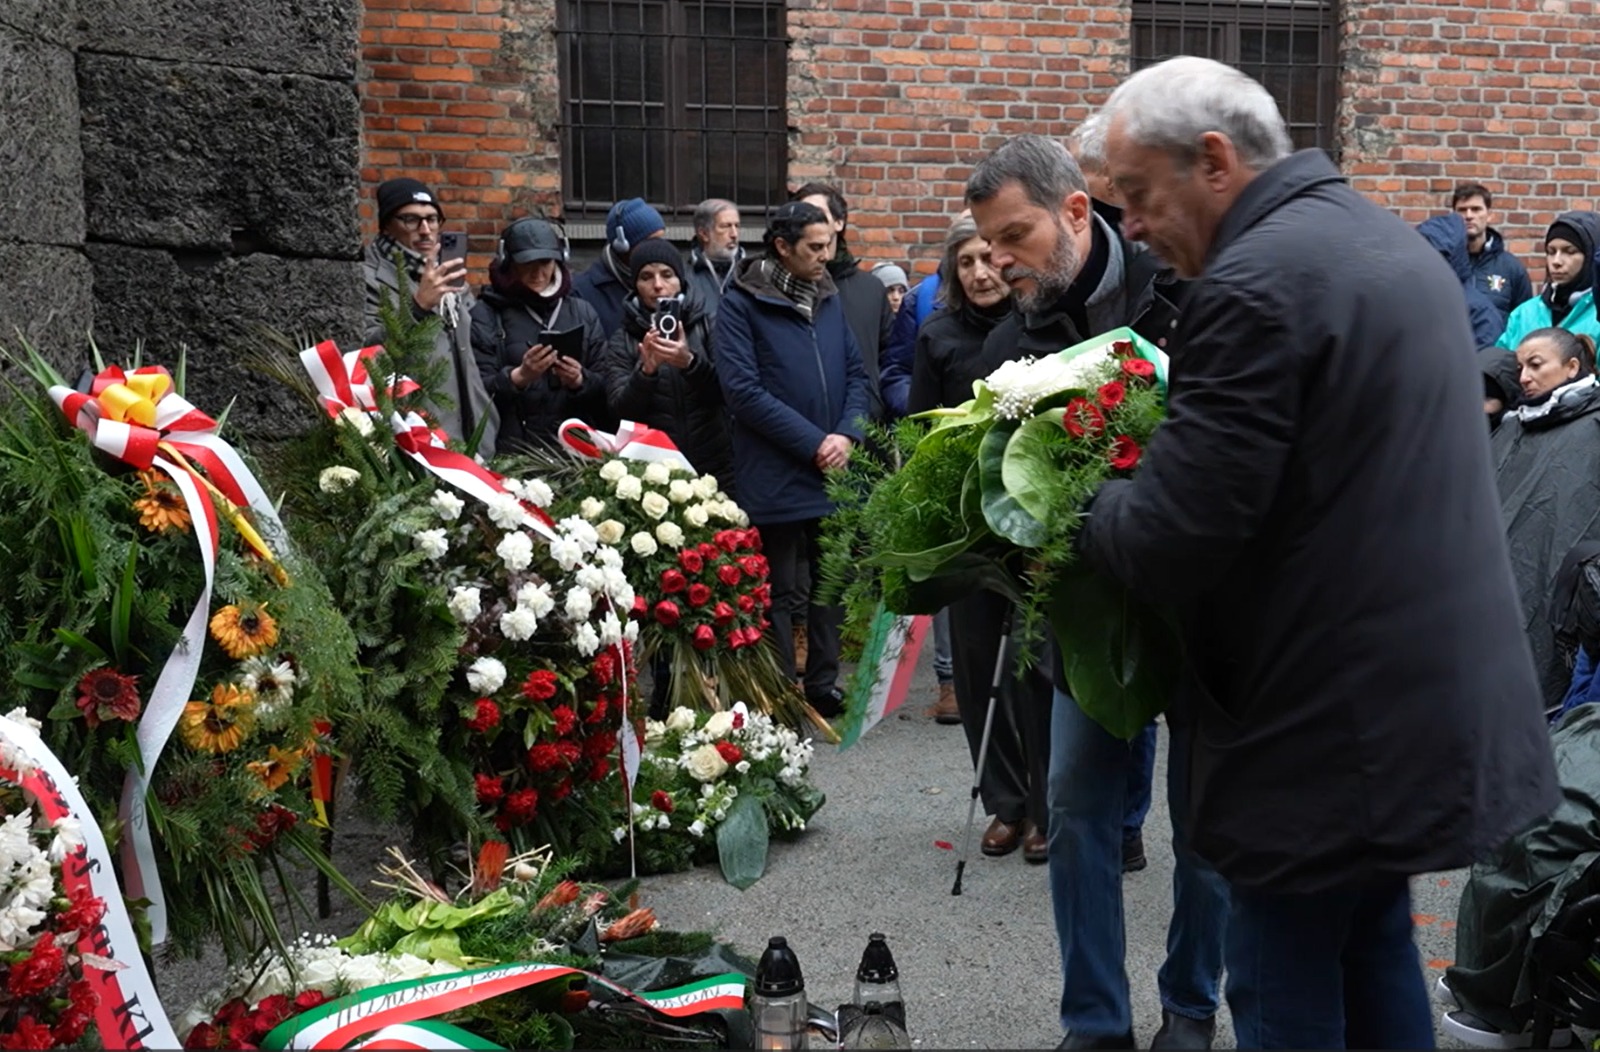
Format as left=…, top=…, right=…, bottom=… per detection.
left=626, top=238, right=687, bottom=285
left=377, top=177, right=444, bottom=225
left=1547, top=220, right=1584, bottom=255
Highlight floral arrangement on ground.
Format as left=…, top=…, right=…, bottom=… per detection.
left=820, top=327, right=1179, bottom=739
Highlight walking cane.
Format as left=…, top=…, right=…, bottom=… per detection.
left=952, top=608, right=1016, bottom=896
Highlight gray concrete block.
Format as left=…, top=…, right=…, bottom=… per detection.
left=79, top=53, right=361, bottom=258
left=0, top=245, right=95, bottom=381
left=0, top=26, right=85, bottom=245
left=0, top=0, right=80, bottom=48
left=78, top=0, right=358, bottom=79
left=86, top=243, right=363, bottom=439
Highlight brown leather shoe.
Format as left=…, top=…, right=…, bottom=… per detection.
left=928, top=683, right=961, bottom=724
left=792, top=624, right=809, bottom=676
left=1022, top=822, right=1048, bottom=864
left=980, top=817, right=1022, bottom=856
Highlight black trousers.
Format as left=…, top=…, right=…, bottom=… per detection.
left=947, top=589, right=1050, bottom=827
left=758, top=518, right=841, bottom=698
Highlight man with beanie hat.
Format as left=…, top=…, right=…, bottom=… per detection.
left=363, top=176, right=498, bottom=454
left=573, top=197, right=668, bottom=337
left=1496, top=211, right=1600, bottom=351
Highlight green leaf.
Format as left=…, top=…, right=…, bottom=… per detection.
left=51, top=628, right=107, bottom=663
left=1002, top=408, right=1069, bottom=525
left=110, top=542, right=137, bottom=667
left=715, top=790, right=771, bottom=890
left=978, top=422, right=1048, bottom=547
left=1046, top=566, right=1181, bottom=740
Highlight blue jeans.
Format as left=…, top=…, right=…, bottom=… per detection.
left=1124, top=721, right=1157, bottom=840
left=1047, top=689, right=1230, bottom=1036
left=1227, top=877, right=1435, bottom=1049
left=932, top=606, right=954, bottom=685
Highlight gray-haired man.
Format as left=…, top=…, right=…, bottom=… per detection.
left=686, top=198, right=743, bottom=318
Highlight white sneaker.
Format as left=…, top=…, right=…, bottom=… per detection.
left=1440, top=1008, right=1574, bottom=1049
left=1436, top=974, right=1459, bottom=1007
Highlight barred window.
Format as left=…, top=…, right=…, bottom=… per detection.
left=556, top=0, right=789, bottom=220
left=1131, top=0, right=1341, bottom=156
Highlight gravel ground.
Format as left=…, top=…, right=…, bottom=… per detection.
left=156, top=645, right=1473, bottom=1049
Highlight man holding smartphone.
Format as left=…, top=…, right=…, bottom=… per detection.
left=362, top=177, right=498, bottom=454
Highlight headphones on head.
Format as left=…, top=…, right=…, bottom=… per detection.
left=610, top=200, right=635, bottom=256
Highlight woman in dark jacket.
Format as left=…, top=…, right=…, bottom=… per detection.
left=594, top=238, right=733, bottom=484
left=1495, top=327, right=1600, bottom=712
left=471, top=217, right=611, bottom=452
left=908, top=216, right=1015, bottom=414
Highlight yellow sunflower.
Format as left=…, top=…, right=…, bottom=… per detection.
left=209, top=603, right=279, bottom=659
left=245, top=744, right=303, bottom=793
left=179, top=683, right=257, bottom=754
left=132, top=470, right=191, bottom=534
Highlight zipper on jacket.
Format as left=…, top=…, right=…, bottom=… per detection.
left=810, top=324, right=831, bottom=406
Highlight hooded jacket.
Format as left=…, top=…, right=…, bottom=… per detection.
left=470, top=261, right=612, bottom=452
left=362, top=240, right=500, bottom=455
left=1417, top=213, right=1507, bottom=348
left=1497, top=212, right=1600, bottom=351
left=713, top=257, right=871, bottom=525
left=570, top=246, right=631, bottom=338
left=1079, top=149, right=1558, bottom=892
left=1470, top=227, right=1535, bottom=322
left=594, top=289, right=733, bottom=485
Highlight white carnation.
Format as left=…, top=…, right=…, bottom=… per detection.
left=318, top=465, right=360, bottom=493
left=655, top=521, right=685, bottom=548
left=640, top=491, right=671, bottom=520
left=630, top=532, right=658, bottom=558
left=596, top=546, right=624, bottom=570
left=614, top=475, right=644, bottom=501
left=516, top=581, right=556, bottom=617
left=576, top=565, right=607, bottom=593
left=550, top=537, right=584, bottom=571
left=49, top=816, right=84, bottom=863
left=574, top=622, right=601, bottom=657
left=429, top=489, right=465, bottom=521
left=579, top=497, right=606, bottom=521
left=500, top=606, right=539, bottom=641
left=599, top=459, right=628, bottom=482
left=643, top=462, right=672, bottom=486
left=564, top=588, right=593, bottom=622
left=466, top=657, right=506, bottom=694
left=596, top=519, right=625, bottom=545
left=668, top=479, right=694, bottom=504
left=336, top=406, right=375, bottom=435
left=624, top=619, right=639, bottom=643
left=598, top=611, right=623, bottom=646
left=496, top=531, right=534, bottom=572
left=413, top=528, right=449, bottom=561
left=522, top=478, right=554, bottom=507
left=683, top=503, right=710, bottom=528
left=486, top=492, right=525, bottom=530
left=559, top=516, right=600, bottom=552
left=447, top=586, right=482, bottom=623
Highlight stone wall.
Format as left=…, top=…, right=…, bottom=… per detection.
left=0, top=0, right=366, bottom=437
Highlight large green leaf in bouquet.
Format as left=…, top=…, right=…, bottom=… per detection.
left=1047, top=565, right=1182, bottom=740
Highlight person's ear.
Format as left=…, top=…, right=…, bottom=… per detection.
left=1063, top=189, right=1092, bottom=233
left=1197, top=131, right=1238, bottom=190
left=1568, top=356, right=1582, bottom=380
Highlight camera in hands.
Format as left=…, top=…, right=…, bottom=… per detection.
left=652, top=296, right=684, bottom=341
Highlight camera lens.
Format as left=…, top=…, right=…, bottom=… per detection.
left=657, top=314, right=678, bottom=339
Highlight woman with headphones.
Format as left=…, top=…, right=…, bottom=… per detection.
left=470, top=217, right=615, bottom=452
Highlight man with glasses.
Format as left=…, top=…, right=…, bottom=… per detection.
left=362, top=177, right=498, bottom=453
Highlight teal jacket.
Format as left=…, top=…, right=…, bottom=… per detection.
left=1496, top=287, right=1599, bottom=351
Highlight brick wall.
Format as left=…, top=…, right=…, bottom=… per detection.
left=1340, top=0, right=1600, bottom=282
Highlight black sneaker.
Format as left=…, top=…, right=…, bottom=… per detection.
left=806, top=687, right=846, bottom=719
left=1122, top=834, right=1147, bottom=873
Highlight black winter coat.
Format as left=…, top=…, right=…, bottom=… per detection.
left=907, top=301, right=1015, bottom=414
left=470, top=264, right=613, bottom=452
left=595, top=292, right=734, bottom=485
left=830, top=259, right=894, bottom=423
left=1080, top=149, right=1559, bottom=892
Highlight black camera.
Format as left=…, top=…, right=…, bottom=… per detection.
left=651, top=295, right=683, bottom=341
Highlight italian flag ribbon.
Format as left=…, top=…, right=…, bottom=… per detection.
left=558, top=418, right=687, bottom=466
left=0, top=715, right=180, bottom=1051
left=47, top=364, right=284, bottom=944
left=261, top=963, right=746, bottom=1050
left=837, top=610, right=929, bottom=749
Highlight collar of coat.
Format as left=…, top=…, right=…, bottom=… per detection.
left=1022, top=214, right=1127, bottom=333
left=1207, top=149, right=1345, bottom=270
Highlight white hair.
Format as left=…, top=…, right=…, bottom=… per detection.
left=1069, top=113, right=1109, bottom=172
left=1100, top=56, right=1292, bottom=171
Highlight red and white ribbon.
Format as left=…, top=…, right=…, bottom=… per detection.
left=557, top=419, right=688, bottom=467
left=0, top=715, right=180, bottom=1050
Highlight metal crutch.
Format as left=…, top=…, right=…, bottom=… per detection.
left=952, top=608, right=1016, bottom=896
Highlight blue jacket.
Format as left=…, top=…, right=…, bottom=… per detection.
left=1470, top=228, right=1534, bottom=323
left=571, top=248, right=629, bottom=338
left=714, top=258, right=871, bottom=525
left=1557, top=646, right=1600, bottom=721
left=1417, top=214, right=1506, bottom=349
left=879, top=274, right=942, bottom=418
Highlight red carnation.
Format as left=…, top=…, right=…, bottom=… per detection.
left=712, top=601, right=736, bottom=626
left=588, top=757, right=612, bottom=782
left=294, top=990, right=329, bottom=1012
left=593, top=650, right=617, bottom=686
left=555, top=740, right=583, bottom=766
left=551, top=778, right=573, bottom=800
left=1063, top=397, right=1107, bottom=438
left=1122, top=357, right=1156, bottom=379
left=54, top=1003, right=95, bottom=1045
left=465, top=697, right=501, bottom=733
left=528, top=743, right=561, bottom=772
left=1109, top=435, right=1142, bottom=471
left=504, top=788, right=539, bottom=823
left=733, top=709, right=745, bottom=729
left=551, top=704, right=578, bottom=736
left=184, top=1022, right=226, bottom=1050
left=687, top=582, right=712, bottom=607
left=631, top=595, right=648, bottom=617
left=75, top=666, right=141, bottom=728
left=715, top=741, right=743, bottom=765
left=584, top=729, right=618, bottom=759
left=68, top=978, right=98, bottom=1014
left=59, top=888, right=107, bottom=934
left=717, top=563, right=743, bottom=587
left=522, top=669, right=558, bottom=701
left=651, top=789, right=674, bottom=812
left=679, top=549, right=704, bottom=574
left=476, top=772, right=505, bottom=803
left=7, top=936, right=65, bottom=997
left=252, top=994, right=293, bottom=1036
left=1097, top=380, right=1126, bottom=410
left=5, top=1018, right=58, bottom=1052
left=692, top=624, right=717, bottom=650
left=738, top=594, right=756, bottom=614
left=654, top=600, right=681, bottom=627
left=586, top=695, right=610, bottom=723
left=660, top=568, right=688, bottom=594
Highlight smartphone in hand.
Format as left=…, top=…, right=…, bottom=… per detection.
left=438, top=232, right=469, bottom=265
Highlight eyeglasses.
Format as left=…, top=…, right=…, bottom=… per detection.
left=394, top=212, right=443, bottom=230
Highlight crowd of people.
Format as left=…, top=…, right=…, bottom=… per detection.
left=360, top=54, right=1600, bottom=1049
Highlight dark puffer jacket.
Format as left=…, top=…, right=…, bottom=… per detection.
left=594, top=291, right=733, bottom=485
left=907, top=300, right=1016, bottom=414
left=1418, top=213, right=1506, bottom=348
left=470, top=262, right=612, bottom=452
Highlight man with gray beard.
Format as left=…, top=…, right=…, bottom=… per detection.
left=967, top=133, right=1219, bottom=1050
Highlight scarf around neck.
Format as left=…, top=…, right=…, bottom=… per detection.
left=763, top=258, right=819, bottom=320
left=1509, top=373, right=1600, bottom=428
left=376, top=233, right=462, bottom=328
